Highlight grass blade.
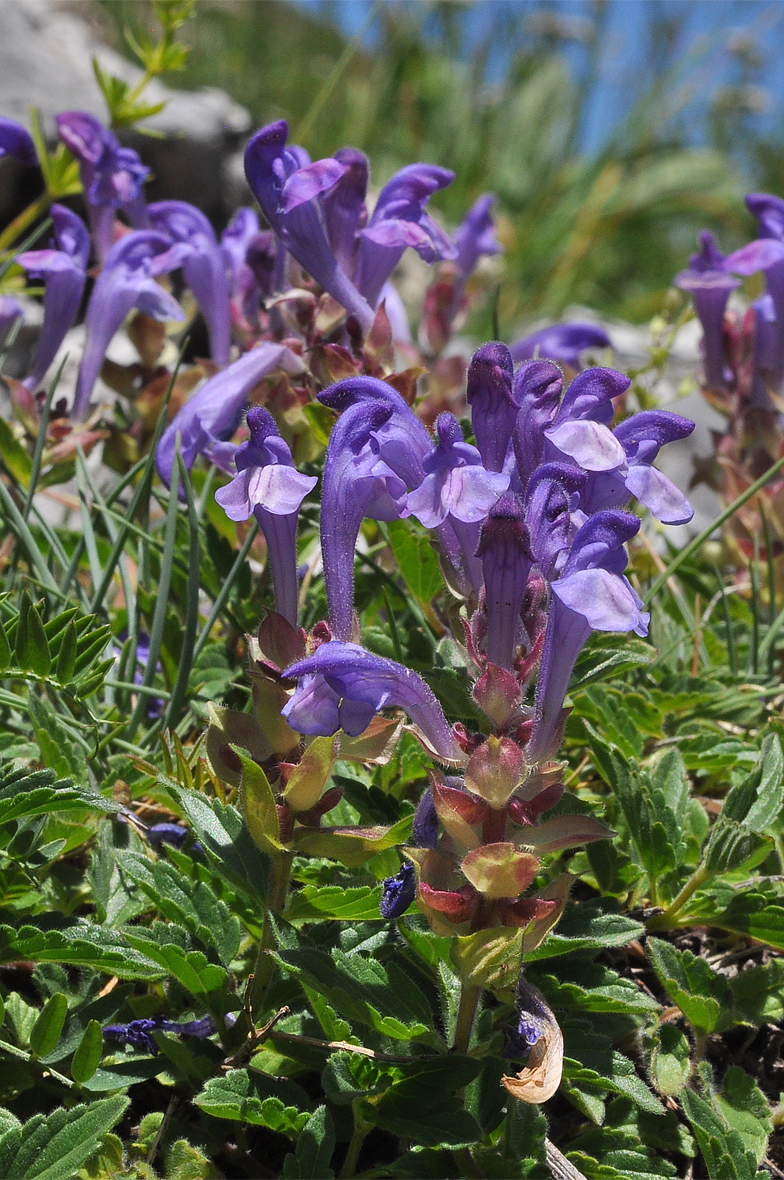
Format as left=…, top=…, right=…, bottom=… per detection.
left=191, top=518, right=258, bottom=663
left=160, top=452, right=201, bottom=736
left=22, top=355, right=67, bottom=522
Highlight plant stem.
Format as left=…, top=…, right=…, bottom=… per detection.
left=453, top=982, right=480, bottom=1056
left=453, top=1148, right=485, bottom=1179
left=647, top=864, right=711, bottom=931
left=0, top=193, right=51, bottom=254
left=339, top=1105, right=370, bottom=1180
left=249, top=852, right=293, bottom=1020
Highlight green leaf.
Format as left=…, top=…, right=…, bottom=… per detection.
left=573, top=638, right=653, bottom=687
left=646, top=1024, right=691, bottom=1096
left=282, top=1105, right=335, bottom=1179
left=162, top=783, right=267, bottom=901
left=386, top=518, right=444, bottom=607
left=0, top=925, right=163, bottom=981
left=647, top=939, right=728, bottom=1035
left=0, top=620, right=11, bottom=672
left=121, top=929, right=228, bottom=994
left=697, top=889, right=784, bottom=950
left=292, top=814, right=413, bottom=867
left=0, top=1095, right=129, bottom=1180
left=237, top=751, right=285, bottom=856
left=70, top=1020, right=103, bottom=1086
left=524, top=900, right=644, bottom=962
left=272, top=945, right=440, bottom=1045
left=681, top=1087, right=759, bottom=1180
left=194, top=1069, right=310, bottom=1134
left=29, top=993, right=67, bottom=1059
left=729, top=957, right=784, bottom=1024
left=714, top=1066, right=771, bottom=1166
left=704, top=734, right=784, bottom=873
left=284, top=885, right=383, bottom=922
left=534, top=964, right=660, bottom=1015
left=55, top=621, right=77, bottom=684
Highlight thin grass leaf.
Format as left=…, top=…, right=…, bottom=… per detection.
left=125, top=436, right=182, bottom=740
left=22, top=357, right=67, bottom=522
left=79, top=454, right=135, bottom=630
left=750, top=537, right=760, bottom=676
left=161, top=452, right=201, bottom=736
left=713, top=565, right=738, bottom=677
left=75, top=451, right=104, bottom=594
left=0, top=479, right=63, bottom=601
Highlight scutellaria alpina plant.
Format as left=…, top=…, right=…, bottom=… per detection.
left=11, top=41, right=784, bottom=1177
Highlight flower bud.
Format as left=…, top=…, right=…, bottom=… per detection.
left=472, top=664, right=522, bottom=729
left=465, top=736, right=525, bottom=809
left=461, top=842, right=539, bottom=900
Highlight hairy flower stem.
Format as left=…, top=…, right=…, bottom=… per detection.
left=249, top=852, right=293, bottom=1021
left=453, top=982, right=480, bottom=1056
left=647, top=864, right=711, bottom=931
left=338, top=1105, right=370, bottom=1180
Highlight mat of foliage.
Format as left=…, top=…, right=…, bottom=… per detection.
left=0, top=435, right=783, bottom=1180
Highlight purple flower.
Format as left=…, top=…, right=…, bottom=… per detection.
left=580, top=410, right=695, bottom=525
left=148, top=201, right=232, bottom=367
left=282, top=641, right=463, bottom=763
left=156, top=341, right=305, bottom=487
left=542, top=367, right=630, bottom=473
left=412, top=787, right=439, bottom=849
left=322, top=147, right=369, bottom=275
left=476, top=492, right=533, bottom=670
left=466, top=342, right=517, bottom=473
left=317, top=377, right=433, bottom=639
left=56, top=111, right=150, bottom=264
left=353, top=163, right=457, bottom=307
left=406, top=413, right=509, bottom=528
left=215, top=407, right=317, bottom=624
left=104, top=1014, right=216, bottom=1055
left=511, top=360, right=564, bottom=489
left=528, top=510, right=648, bottom=762
left=406, top=412, right=509, bottom=596
left=17, top=205, right=89, bottom=391
left=380, top=861, right=416, bottom=918
left=221, top=207, right=260, bottom=288
left=723, top=233, right=784, bottom=396
left=510, top=322, right=610, bottom=368
left=674, top=232, right=740, bottom=391
left=0, top=118, right=37, bottom=166
left=0, top=296, right=22, bottom=349
left=244, top=120, right=375, bottom=331
left=524, top=462, right=586, bottom=581
left=73, top=230, right=186, bottom=420
left=452, top=194, right=502, bottom=289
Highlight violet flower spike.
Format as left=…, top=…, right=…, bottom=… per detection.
left=0, top=118, right=37, bottom=166
left=215, top=406, right=316, bottom=625
left=156, top=341, right=305, bottom=487
left=476, top=492, right=533, bottom=670
left=244, top=120, right=375, bottom=332
left=510, top=322, right=610, bottom=368
left=73, top=230, right=186, bottom=420
left=674, top=231, right=739, bottom=392
left=353, top=162, right=457, bottom=308
left=528, top=510, right=648, bottom=762
left=16, top=205, right=89, bottom=392
left=56, top=110, right=150, bottom=264
left=466, top=342, right=517, bottom=473
left=148, top=200, right=232, bottom=367
left=282, top=641, right=464, bottom=763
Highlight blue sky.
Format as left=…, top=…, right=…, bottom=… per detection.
left=290, top=1, right=784, bottom=154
